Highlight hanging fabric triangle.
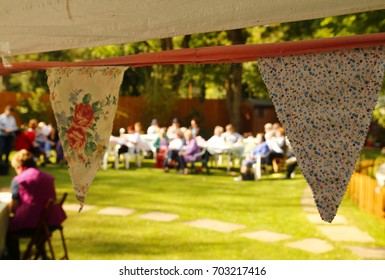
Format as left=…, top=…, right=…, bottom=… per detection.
left=47, top=66, right=127, bottom=210
left=258, top=46, right=385, bottom=222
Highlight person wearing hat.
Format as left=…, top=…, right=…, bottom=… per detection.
left=147, top=118, right=160, bottom=135
left=166, top=118, right=180, bottom=140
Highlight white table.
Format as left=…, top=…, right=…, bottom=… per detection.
left=205, top=142, right=245, bottom=173
left=0, top=193, right=11, bottom=256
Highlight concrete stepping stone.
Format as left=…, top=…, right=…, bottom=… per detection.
left=184, top=219, right=246, bottom=233
left=303, top=187, right=313, bottom=198
left=63, top=203, right=96, bottom=212
left=300, top=197, right=316, bottom=206
left=138, top=211, right=179, bottom=222
left=97, top=207, right=135, bottom=216
left=241, top=230, right=292, bottom=243
left=286, top=238, right=334, bottom=254
left=317, top=226, right=375, bottom=242
left=345, top=245, right=385, bottom=259
left=306, top=214, right=348, bottom=225
left=302, top=206, right=319, bottom=213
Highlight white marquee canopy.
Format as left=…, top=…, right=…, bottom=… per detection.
left=1, top=0, right=385, bottom=56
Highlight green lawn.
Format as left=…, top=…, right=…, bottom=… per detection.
left=1, top=158, right=385, bottom=260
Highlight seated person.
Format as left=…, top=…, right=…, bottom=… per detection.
left=117, top=122, right=142, bottom=156
left=153, top=127, right=169, bottom=168
left=166, top=118, right=180, bottom=140
left=236, top=133, right=270, bottom=181
left=284, top=138, right=297, bottom=179
left=189, top=118, right=200, bottom=137
left=164, top=129, right=185, bottom=172
left=153, top=127, right=169, bottom=153
left=266, top=127, right=286, bottom=172
left=206, top=126, right=225, bottom=147
left=4, top=149, right=66, bottom=259
left=222, top=124, right=243, bottom=144
left=147, top=119, right=160, bottom=135
left=177, top=129, right=200, bottom=175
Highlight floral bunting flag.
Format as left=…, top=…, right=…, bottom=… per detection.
left=258, top=47, right=385, bottom=222
left=47, top=67, right=127, bottom=210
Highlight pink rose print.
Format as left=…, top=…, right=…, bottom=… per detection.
left=66, top=125, right=87, bottom=151
left=73, top=103, right=94, bottom=127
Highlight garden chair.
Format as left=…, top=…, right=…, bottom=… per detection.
left=49, top=192, right=69, bottom=260
left=9, top=198, right=55, bottom=260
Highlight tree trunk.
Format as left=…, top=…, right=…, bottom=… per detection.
left=225, top=29, right=248, bottom=132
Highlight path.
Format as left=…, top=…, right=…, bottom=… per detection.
left=63, top=185, right=385, bottom=259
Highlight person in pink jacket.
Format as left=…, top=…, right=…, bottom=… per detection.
left=4, top=149, right=66, bottom=259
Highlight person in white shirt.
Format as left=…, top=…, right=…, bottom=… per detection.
left=222, top=124, right=243, bottom=144
left=0, top=105, right=18, bottom=163
left=164, top=129, right=185, bottom=172
left=147, top=119, right=160, bottom=135
left=117, top=122, right=142, bottom=156
left=166, top=118, right=180, bottom=140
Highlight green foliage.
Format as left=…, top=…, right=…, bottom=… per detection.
left=3, top=9, right=385, bottom=122
left=16, top=88, right=50, bottom=124
left=141, top=65, right=179, bottom=125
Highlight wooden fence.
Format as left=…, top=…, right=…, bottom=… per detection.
left=1, top=91, right=279, bottom=138
left=346, top=171, right=385, bottom=221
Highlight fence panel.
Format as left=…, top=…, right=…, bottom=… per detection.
left=347, top=172, right=385, bottom=221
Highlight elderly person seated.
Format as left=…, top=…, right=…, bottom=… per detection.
left=234, top=133, right=270, bottom=181
left=222, top=124, right=243, bottom=144
left=177, top=129, right=200, bottom=175
left=4, top=149, right=66, bottom=259
left=164, top=129, right=185, bottom=172
left=266, top=127, right=286, bottom=172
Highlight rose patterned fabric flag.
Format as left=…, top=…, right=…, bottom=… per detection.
left=47, top=67, right=127, bottom=210
left=258, top=46, right=385, bottom=222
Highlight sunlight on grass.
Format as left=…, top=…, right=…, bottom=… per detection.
left=1, top=159, right=385, bottom=260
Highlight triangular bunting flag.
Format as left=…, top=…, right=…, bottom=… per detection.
left=258, top=46, right=385, bottom=222
left=47, top=66, right=127, bottom=210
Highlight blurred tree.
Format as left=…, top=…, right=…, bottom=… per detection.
left=16, top=88, right=50, bottom=125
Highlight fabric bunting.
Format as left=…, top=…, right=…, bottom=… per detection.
left=258, top=46, right=385, bottom=222
left=47, top=66, right=127, bottom=210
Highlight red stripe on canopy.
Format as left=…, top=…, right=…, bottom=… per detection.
left=1, top=32, right=385, bottom=75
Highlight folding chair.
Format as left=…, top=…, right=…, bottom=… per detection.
left=9, top=198, right=55, bottom=260
left=49, top=192, right=69, bottom=260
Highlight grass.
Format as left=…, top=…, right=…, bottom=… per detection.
left=1, top=157, right=385, bottom=260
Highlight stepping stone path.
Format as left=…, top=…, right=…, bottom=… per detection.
left=345, top=245, right=385, bottom=259
left=184, top=218, right=246, bottom=233
left=316, top=226, right=375, bottom=243
left=306, top=213, right=348, bottom=225
left=138, top=211, right=179, bottom=222
left=97, top=207, right=135, bottom=216
left=286, top=238, right=334, bottom=254
left=84, top=184, right=385, bottom=259
left=296, top=185, right=384, bottom=258
left=241, top=230, right=292, bottom=243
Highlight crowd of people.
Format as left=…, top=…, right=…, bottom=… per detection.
left=113, top=117, right=297, bottom=178
left=1, top=103, right=297, bottom=178
left=0, top=106, right=64, bottom=174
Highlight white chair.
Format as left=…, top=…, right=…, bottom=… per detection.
left=253, top=153, right=271, bottom=181
left=114, top=144, right=133, bottom=169
left=102, top=142, right=118, bottom=170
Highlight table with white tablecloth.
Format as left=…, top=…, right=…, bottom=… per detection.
left=204, top=142, right=245, bottom=173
